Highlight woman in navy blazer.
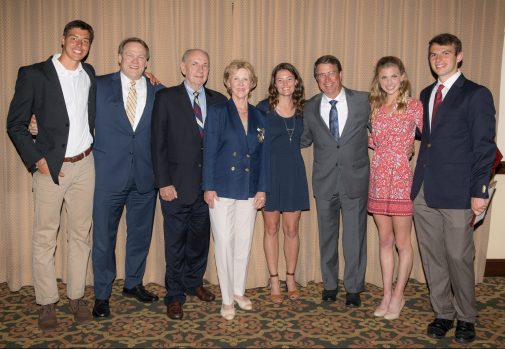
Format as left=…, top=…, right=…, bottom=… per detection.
left=203, top=60, right=269, bottom=320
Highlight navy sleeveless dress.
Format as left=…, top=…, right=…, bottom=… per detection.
left=257, top=100, right=309, bottom=212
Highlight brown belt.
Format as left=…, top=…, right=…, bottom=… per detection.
left=63, top=146, right=92, bottom=163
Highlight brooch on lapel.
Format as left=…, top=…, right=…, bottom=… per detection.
left=257, top=128, right=265, bottom=143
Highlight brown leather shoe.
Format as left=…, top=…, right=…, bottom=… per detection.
left=38, top=303, right=57, bottom=331
left=166, top=302, right=183, bottom=320
left=190, top=286, right=216, bottom=302
left=69, top=299, right=92, bottom=324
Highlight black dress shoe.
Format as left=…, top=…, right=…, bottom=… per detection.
left=427, top=318, right=454, bottom=339
left=122, top=284, right=159, bottom=303
left=345, top=292, right=361, bottom=307
left=455, top=320, right=476, bottom=343
left=322, top=289, right=337, bottom=302
left=166, top=302, right=183, bottom=320
left=92, top=299, right=110, bottom=318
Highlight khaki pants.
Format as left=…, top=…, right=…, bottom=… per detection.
left=32, top=154, right=95, bottom=305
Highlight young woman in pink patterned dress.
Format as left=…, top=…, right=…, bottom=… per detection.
left=368, top=56, right=423, bottom=320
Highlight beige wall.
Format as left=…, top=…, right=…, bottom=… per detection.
left=488, top=176, right=505, bottom=259
left=487, top=29, right=505, bottom=259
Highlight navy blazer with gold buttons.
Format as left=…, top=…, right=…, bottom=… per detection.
left=202, top=99, right=269, bottom=199
left=411, top=74, right=496, bottom=209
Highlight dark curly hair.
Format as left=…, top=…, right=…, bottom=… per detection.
left=267, top=63, right=305, bottom=116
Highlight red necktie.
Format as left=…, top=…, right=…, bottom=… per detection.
left=431, top=84, right=444, bottom=129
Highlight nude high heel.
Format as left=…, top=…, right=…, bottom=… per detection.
left=384, top=298, right=405, bottom=320
left=286, top=272, right=300, bottom=300
left=269, top=274, right=283, bottom=304
left=374, top=303, right=389, bottom=317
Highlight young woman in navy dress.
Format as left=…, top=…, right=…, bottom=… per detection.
left=257, top=63, right=309, bottom=304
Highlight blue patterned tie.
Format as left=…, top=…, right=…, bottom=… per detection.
left=329, top=100, right=339, bottom=142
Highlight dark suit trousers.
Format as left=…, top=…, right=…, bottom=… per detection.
left=413, top=184, right=476, bottom=323
left=92, top=172, right=157, bottom=300
left=161, top=191, right=210, bottom=304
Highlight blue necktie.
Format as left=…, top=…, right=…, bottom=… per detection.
left=329, top=100, right=339, bottom=142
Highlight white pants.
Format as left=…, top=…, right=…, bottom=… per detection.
left=209, top=197, right=257, bottom=305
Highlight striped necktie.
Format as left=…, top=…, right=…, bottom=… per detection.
left=193, top=91, right=204, bottom=137
left=126, top=80, right=137, bottom=127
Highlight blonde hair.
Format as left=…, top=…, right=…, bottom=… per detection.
left=223, top=60, right=258, bottom=97
left=369, top=56, right=411, bottom=120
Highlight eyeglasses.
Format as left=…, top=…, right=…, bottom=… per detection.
left=316, top=70, right=338, bottom=80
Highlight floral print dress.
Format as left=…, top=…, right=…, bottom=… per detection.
left=368, top=98, right=423, bottom=216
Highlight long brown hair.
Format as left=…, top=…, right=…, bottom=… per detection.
left=267, top=63, right=305, bottom=116
left=369, top=56, right=411, bottom=120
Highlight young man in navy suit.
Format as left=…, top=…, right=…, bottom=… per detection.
left=151, top=49, right=227, bottom=320
left=91, top=38, right=164, bottom=318
left=411, top=33, right=496, bottom=344
left=7, top=20, right=96, bottom=331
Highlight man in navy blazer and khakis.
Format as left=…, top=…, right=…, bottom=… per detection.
left=6, top=20, right=96, bottom=331
left=91, top=38, right=164, bottom=319
left=411, top=33, right=496, bottom=344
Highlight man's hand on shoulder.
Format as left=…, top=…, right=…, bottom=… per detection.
left=144, top=72, right=161, bottom=85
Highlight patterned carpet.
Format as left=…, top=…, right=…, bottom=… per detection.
left=1, top=278, right=504, bottom=348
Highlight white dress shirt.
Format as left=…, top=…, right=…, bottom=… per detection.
left=52, top=53, right=93, bottom=157
left=320, top=88, right=348, bottom=137
left=428, top=70, right=462, bottom=126
left=120, top=72, right=147, bottom=131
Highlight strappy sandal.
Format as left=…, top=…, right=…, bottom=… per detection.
left=286, top=272, right=300, bottom=300
left=269, top=273, right=283, bottom=304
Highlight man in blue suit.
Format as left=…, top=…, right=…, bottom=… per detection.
left=411, top=33, right=496, bottom=344
left=91, top=37, right=164, bottom=318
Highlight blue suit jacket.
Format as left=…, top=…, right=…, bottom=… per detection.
left=411, top=74, right=496, bottom=208
left=202, top=99, right=270, bottom=199
left=93, top=72, right=164, bottom=193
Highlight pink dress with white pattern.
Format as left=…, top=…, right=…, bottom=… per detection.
left=368, top=98, right=423, bottom=216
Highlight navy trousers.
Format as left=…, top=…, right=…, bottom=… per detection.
left=92, top=172, right=157, bottom=300
left=160, top=191, right=210, bottom=304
